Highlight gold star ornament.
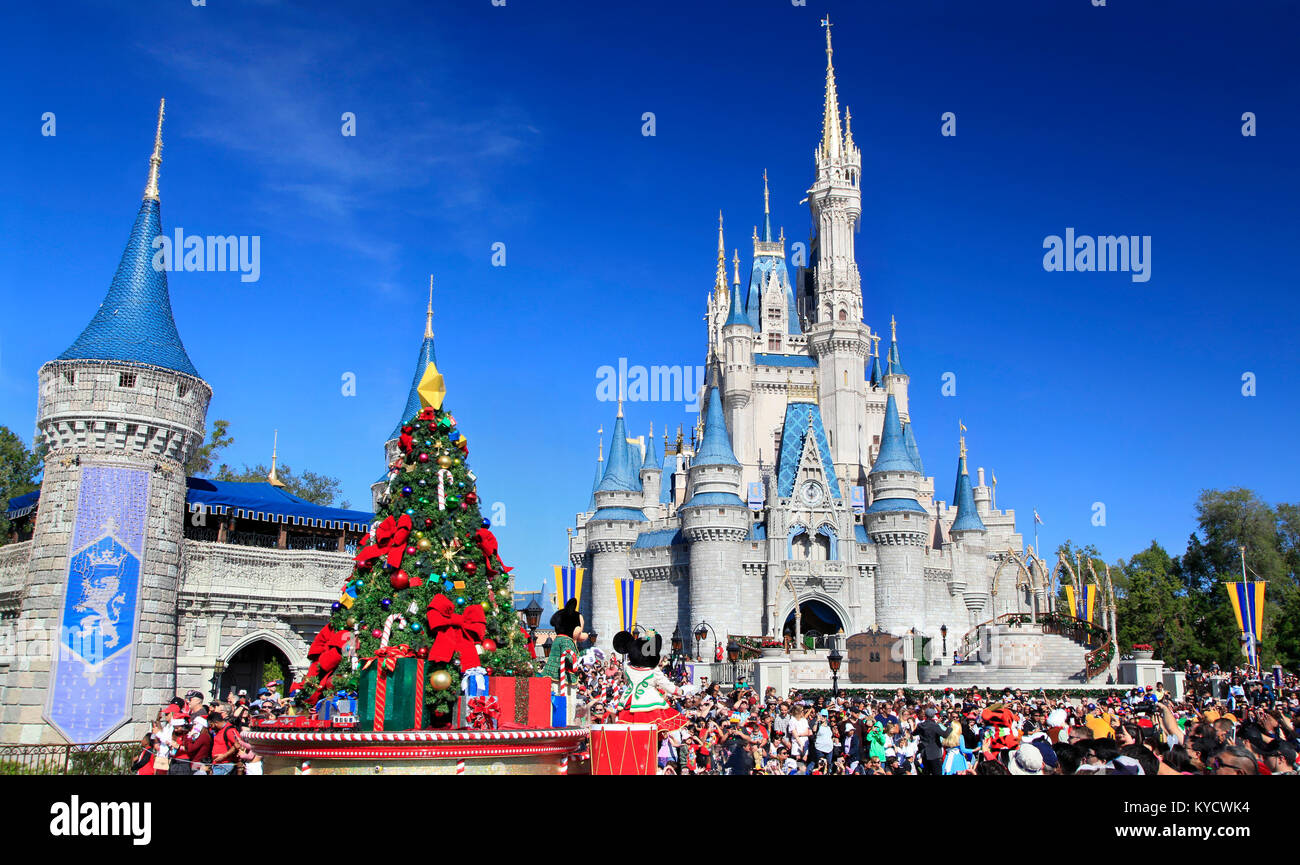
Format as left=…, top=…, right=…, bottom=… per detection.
left=418, top=360, right=446, bottom=409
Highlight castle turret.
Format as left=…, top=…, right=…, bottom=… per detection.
left=374, top=284, right=439, bottom=511
left=882, top=316, right=911, bottom=420
left=681, top=384, right=748, bottom=641
left=586, top=405, right=647, bottom=644
left=586, top=427, right=603, bottom=513
left=949, top=428, right=989, bottom=620
left=638, top=422, right=662, bottom=517
left=20, top=101, right=212, bottom=743
left=865, top=389, right=926, bottom=634
left=722, top=246, right=754, bottom=466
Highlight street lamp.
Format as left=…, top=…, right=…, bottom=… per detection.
left=523, top=597, right=543, bottom=635
left=543, top=636, right=554, bottom=658
left=671, top=626, right=683, bottom=656
left=726, top=639, right=740, bottom=687
left=694, top=621, right=716, bottom=662
left=1154, top=626, right=1166, bottom=661
left=940, top=624, right=948, bottom=659
left=827, top=647, right=843, bottom=698
left=213, top=658, right=226, bottom=700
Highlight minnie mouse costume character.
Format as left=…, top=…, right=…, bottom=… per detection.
left=612, top=630, right=689, bottom=733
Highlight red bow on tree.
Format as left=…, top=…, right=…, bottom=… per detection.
left=354, top=514, right=413, bottom=570
left=426, top=594, right=486, bottom=669
left=399, top=432, right=414, bottom=454
left=418, top=408, right=436, bottom=421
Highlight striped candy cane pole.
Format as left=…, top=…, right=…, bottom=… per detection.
left=372, top=614, right=406, bottom=729
left=381, top=614, right=407, bottom=647
left=559, top=755, right=568, bottom=775
left=456, top=759, right=466, bottom=776
left=436, top=469, right=453, bottom=510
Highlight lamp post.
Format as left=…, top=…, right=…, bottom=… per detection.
left=940, top=624, right=948, bottom=660
left=726, top=639, right=741, bottom=688
left=670, top=626, right=685, bottom=685
left=523, top=597, right=543, bottom=638
left=694, top=621, right=716, bottom=662
left=827, top=647, right=843, bottom=698
left=213, top=658, right=226, bottom=700
left=543, top=636, right=554, bottom=659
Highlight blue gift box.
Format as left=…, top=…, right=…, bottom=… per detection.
left=462, top=667, right=489, bottom=697
left=317, top=699, right=338, bottom=721
left=551, top=695, right=567, bottom=728
left=335, top=692, right=357, bottom=714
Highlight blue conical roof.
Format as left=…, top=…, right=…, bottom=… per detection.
left=868, top=352, right=882, bottom=387
left=951, top=453, right=986, bottom=533
left=587, top=456, right=602, bottom=511
left=641, top=431, right=659, bottom=472
left=57, top=199, right=201, bottom=378
left=596, top=414, right=640, bottom=492
left=388, top=332, right=438, bottom=440
left=902, top=421, right=923, bottom=474
left=724, top=277, right=750, bottom=328
left=887, top=334, right=906, bottom=376
left=870, top=393, right=918, bottom=474
left=694, top=386, right=739, bottom=466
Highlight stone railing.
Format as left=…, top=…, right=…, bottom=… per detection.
left=181, top=539, right=354, bottom=600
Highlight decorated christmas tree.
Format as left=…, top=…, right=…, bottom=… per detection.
left=294, top=287, right=532, bottom=724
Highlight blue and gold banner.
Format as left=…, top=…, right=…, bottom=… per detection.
left=747, top=482, right=765, bottom=511
left=47, top=466, right=150, bottom=742
left=851, top=486, right=866, bottom=515
left=1064, top=583, right=1097, bottom=622
left=618, top=578, right=641, bottom=633
left=554, top=565, right=584, bottom=610
left=1226, top=581, right=1266, bottom=667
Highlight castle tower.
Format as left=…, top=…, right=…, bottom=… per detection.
left=948, top=426, right=988, bottom=616
left=13, top=101, right=212, bottom=744
left=721, top=247, right=754, bottom=466
left=744, top=174, right=799, bottom=346
left=638, top=423, right=662, bottom=519
left=374, top=283, right=439, bottom=511
left=865, top=388, right=926, bottom=635
left=803, top=19, right=871, bottom=481
left=706, top=213, right=730, bottom=359
left=587, top=403, right=647, bottom=643
left=681, top=383, right=749, bottom=640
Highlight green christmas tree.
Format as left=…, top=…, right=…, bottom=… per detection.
left=298, top=320, right=531, bottom=722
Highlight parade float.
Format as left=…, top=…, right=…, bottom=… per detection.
left=244, top=296, right=588, bottom=774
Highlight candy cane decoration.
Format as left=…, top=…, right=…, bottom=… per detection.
left=559, top=755, right=568, bottom=775
left=456, top=759, right=466, bottom=776
left=381, top=614, right=407, bottom=647
left=436, top=468, right=453, bottom=510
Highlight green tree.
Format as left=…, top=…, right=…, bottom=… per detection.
left=302, top=400, right=530, bottom=721
left=215, top=463, right=350, bottom=510
left=185, top=419, right=234, bottom=476
left=0, top=426, right=42, bottom=543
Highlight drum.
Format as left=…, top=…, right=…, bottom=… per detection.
left=589, top=723, right=657, bottom=775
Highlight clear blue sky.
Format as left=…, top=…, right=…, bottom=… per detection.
left=2, top=1, right=1297, bottom=594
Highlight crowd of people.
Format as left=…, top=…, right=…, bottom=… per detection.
left=132, top=682, right=293, bottom=775
left=572, top=649, right=1299, bottom=775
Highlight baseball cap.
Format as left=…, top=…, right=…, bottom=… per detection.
left=238, top=689, right=248, bottom=697
left=185, top=689, right=204, bottom=701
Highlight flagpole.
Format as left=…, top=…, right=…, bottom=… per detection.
left=1239, top=545, right=1253, bottom=669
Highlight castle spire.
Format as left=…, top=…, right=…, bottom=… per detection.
left=267, top=429, right=286, bottom=488
left=143, top=98, right=164, bottom=202
left=714, top=211, right=728, bottom=297
left=642, top=422, right=658, bottom=471
left=868, top=332, right=883, bottom=387
left=951, top=422, right=986, bottom=533
left=870, top=391, right=916, bottom=475
left=819, top=16, right=843, bottom=161
left=387, top=280, right=440, bottom=440
left=588, top=425, right=604, bottom=511
left=424, top=276, right=435, bottom=339
left=843, top=106, right=855, bottom=152
left=732, top=249, right=740, bottom=286
left=694, top=385, right=740, bottom=466
left=762, top=169, right=772, bottom=242
left=887, top=315, right=907, bottom=375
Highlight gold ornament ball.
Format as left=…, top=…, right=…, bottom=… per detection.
left=417, top=538, right=432, bottom=551
left=429, top=670, right=453, bottom=691
left=437, top=455, right=453, bottom=468
left=481, top=601, right=491, bottom=612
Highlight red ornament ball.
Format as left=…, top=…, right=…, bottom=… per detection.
left=390, top=570, right=410, bottom=590
left=372, top=628, right=382, bottom=638
left=465, top=492, right=478, bottom=505
left=424, top=518, right=434, bottom=528
left=463, top=562, right=477, bottom=575
left=418, top=452, right=430, bottom=463
left=482, top=638, right=497, bottom=653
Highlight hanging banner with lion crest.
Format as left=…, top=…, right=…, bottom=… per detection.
left=46, top=466, right=150, bottom=741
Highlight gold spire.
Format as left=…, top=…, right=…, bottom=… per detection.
left=819, top=17, right=843, bottom=161
left=424, top=276, right=435, bottom=338
left=844, top=106, right=855, bottom=151
left=732, top=249, right=740, bottom=285
left=267, top=429, right=286, bottom=487
left=763, top=169, right=770, bottom=215
left=617, top=376, right=624, bottom=418
left=890, top=314, right=897, bottom=342
left=676, top=424, right=684, bottom=454
left=143, top=98, right=165, bottom=202
left=872, top=332, right=881, bottom=358
left=959, top=419, right=968, bottom=462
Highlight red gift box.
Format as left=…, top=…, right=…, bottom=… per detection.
left=487, top=676, right=551, bottom=728
left=590, top=723, right=657, bottom=775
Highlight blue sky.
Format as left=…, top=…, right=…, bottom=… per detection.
left=2, top=1, right=1297, bottom=594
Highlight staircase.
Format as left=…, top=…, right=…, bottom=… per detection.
left=918, top=632, right=1096, bottom=687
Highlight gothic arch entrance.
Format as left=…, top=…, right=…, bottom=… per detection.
left=221, top=639, right=294, bottom=702
left=783, top=599, right=845, bottom=647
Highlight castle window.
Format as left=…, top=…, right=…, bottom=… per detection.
left=768, top=334, right=781, bottom=351
left=63, top=370, right=76, bottom=386
left=118, top=372, right=137, bottom=388
left=177, top=382, right=191, bottom=399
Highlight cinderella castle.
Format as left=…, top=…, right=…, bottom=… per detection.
left=566, top=24, right=1068, bottom=675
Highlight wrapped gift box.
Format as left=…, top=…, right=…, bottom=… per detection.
left=454, top=694, right=500, bottom=730
left=487, top=676, right=551, bottom=728
left=358, top=656, right=427, bottom=732
left=551, top=695, right=567, bottom=728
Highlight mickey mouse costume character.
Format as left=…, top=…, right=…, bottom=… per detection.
left=541, top=598, right=585, bottom=724
left=612, top=630, right=690, bottom=733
